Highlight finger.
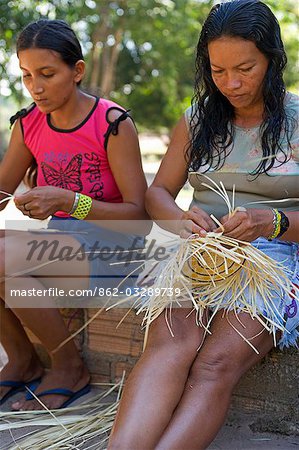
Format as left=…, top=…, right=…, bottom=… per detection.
left=180, top=227, right=207, bottom=239
left=223, top=224, right=250, bottom=240
left=200, top=211, right=217, bottom=230
left=186, top=211, right=213, bottom=232
left=220, top=209, right=247, bottom=223
left=14, top=203, right=28, bottom=215
left=222, top=213, right=248, bottom=234
left=21, top=209, right=31, bottom=218
left=181, top=219, right=201, bottom=235
left=14, top=197, right=22, bottom=208
left=180, top=219, right=208, bottom=238
left=180, top=229, right=191, bottom=239
left=14, top=191, right=33, bottom=204
left=201, top=214, right=217, bottom=231
left=221, top=214, right=251, bottom=239
left=220, top=214, right=229, bottom=224
left=189, top=206, right=215, bottom=229
left=190, top=207, right=216, bottom=230
left=17, top=201, right=34, bottom=213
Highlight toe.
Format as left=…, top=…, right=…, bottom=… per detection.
left=11, top=400, right=23, bottom=410
left=12, top=396, right=39, bottom=411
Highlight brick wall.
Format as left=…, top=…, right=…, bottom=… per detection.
left=84, top=308, right=143, bottom=383
left=82, top=308, right=299, bottom=434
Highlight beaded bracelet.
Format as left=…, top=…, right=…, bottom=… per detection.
left=68, top=192, right=80, bottom=215
left=276, top=211, right=290, bottom=238
left=70, top=193, right=92, bottom=220
left=267, top=208, right=281, bottom=241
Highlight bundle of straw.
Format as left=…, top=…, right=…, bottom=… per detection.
left=0, top=380, right=122, bottom=449
left=134, top=231, right=295, bottom=352
left=120, top=176, right=298, bottom=352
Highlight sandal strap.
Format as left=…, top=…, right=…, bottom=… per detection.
left=26, top=387, right=74, bottom=401
left=0, top=380, right=24, bottom=388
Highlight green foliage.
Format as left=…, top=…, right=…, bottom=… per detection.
left=0, top=0, right=298, bottom=131
left=111, top=0, right=213, bottom=127
left=266, top=0, right=299, bottom=90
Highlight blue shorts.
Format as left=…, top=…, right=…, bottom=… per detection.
left=250, top=238, right=299, bottom=349
left=48, top=216, right=145, bottom=290
left=207, top=237, right=299, bottom=349
left=138, top=237, right=299, bottom=349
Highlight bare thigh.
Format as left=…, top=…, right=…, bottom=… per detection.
left=0, top=230, right=90, bottom=294
left=189, top=310, right=275, bottom=385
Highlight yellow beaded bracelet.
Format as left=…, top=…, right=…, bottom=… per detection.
left=70, top=194, right=92, bottom=220
left=267, top=208, right=281, bottom=240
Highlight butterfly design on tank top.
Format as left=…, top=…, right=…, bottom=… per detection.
left=41, top=154, right=83, bottom=191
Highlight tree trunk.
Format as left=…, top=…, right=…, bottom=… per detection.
left=88, top=4, right=110, bottom=90
left=100, top=27, right=123, bottom=96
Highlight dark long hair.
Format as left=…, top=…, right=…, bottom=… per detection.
left=12, top=20, right=84, bottom=187
left=188, top=0, right=295, bottom=175
left=17, top=19, right=84, bottom=76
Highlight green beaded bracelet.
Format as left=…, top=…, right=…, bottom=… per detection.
left=70, top=194, right=92, bottom=220
left=267, top=209, right=281, bottom=241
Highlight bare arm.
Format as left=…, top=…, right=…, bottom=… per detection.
left=280, top=211, right=299, bottom=242
left=0, top=120, right=34, bottom=210
left=145, top=115, right=215, bottom=235
left=218, top=209, right=299, bottom=243
left=145, top=115, right=189, bottom=222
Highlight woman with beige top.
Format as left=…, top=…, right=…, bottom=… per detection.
left=108, top=1, right=299, bottom=449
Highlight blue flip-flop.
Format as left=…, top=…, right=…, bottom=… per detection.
left=0, top=377, right=41, bottom=406
left=25, top=383, right=91, bottom=408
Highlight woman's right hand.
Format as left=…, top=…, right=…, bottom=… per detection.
left=179, top=206, right=216, bottom=238
left=14, top=186, right=74, bottom=220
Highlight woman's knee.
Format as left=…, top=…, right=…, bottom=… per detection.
left=145, top=310, right=202, bottom=364
left=188, top=349, right=242, bottom=387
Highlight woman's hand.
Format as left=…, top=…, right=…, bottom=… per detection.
left=14, top=186, right=74, bottom=220
left=179, top=206, right=216, bottom=238
left=216, top=208, right=274, bottom=242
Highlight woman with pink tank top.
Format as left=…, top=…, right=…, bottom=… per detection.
left=0, top=19, right=148, bottom=411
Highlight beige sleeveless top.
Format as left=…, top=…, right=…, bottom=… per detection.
left=185, top=92, right=299, bottom=219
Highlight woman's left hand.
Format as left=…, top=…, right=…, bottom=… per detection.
left=216, top=208, right=274, bottom=242
left=14, top=186, right=73, bottom=220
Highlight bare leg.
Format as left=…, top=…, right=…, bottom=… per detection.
left=8, top=305, right=90, bottom=411
left=156, top=311, right=275, bottom=450
left=108, top=308, right=206, bottom=450
left=0, top=300, right=44, bottom=400
left=0, top=231, right=91, bottom=410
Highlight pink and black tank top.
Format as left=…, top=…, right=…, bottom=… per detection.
left=20, top=97, right=127, bottom=217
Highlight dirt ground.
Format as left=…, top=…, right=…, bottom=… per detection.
left=0, top=365, right=298, bottom=450
left=0, top=381, right=298, bottom=449
left=1, top=347, right=298, bottom=450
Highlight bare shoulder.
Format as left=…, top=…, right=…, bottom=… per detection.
left=8, top=119, right=30, bottom=152
left=164, top=113, right=190, bottom=158
left=105, top=105, right=137, bottom=140
left=0, top=119, right=33, bottom=193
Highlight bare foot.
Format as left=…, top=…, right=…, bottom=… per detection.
left=0, top=352, right=44, bottom=402
left=12, top=361, right=90, bottom=411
